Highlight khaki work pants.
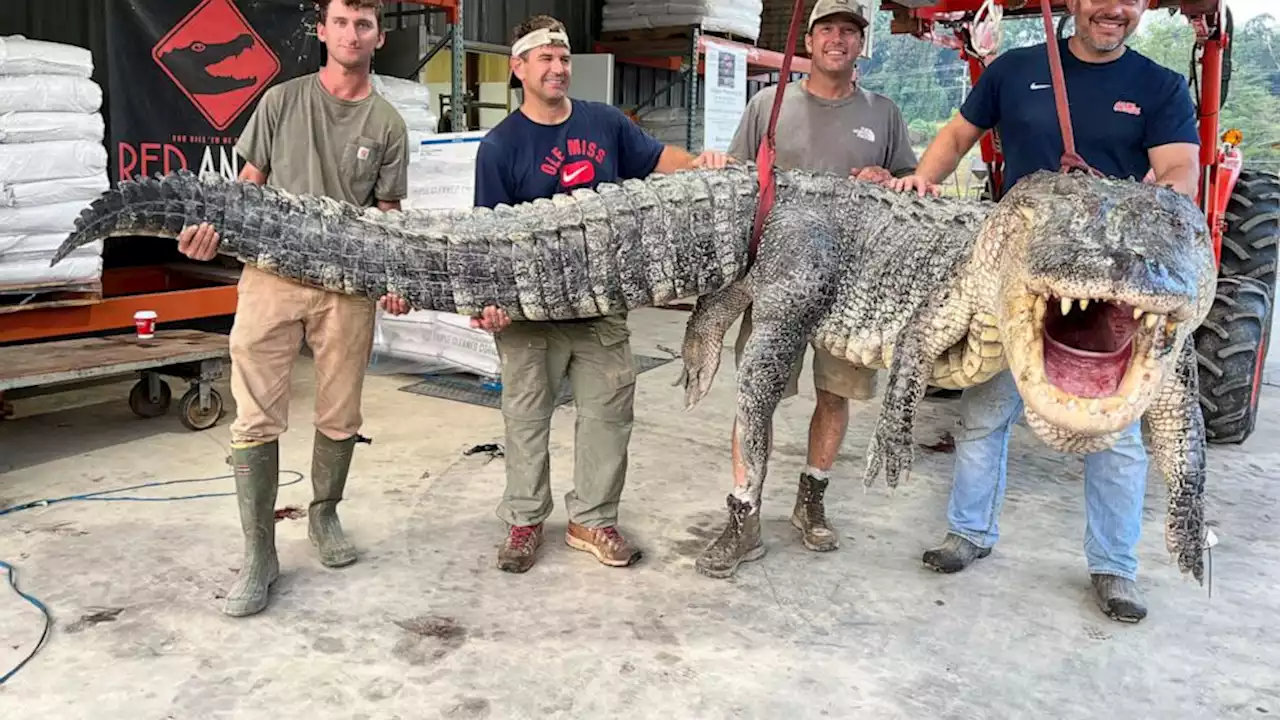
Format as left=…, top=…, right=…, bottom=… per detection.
left=493, top=314, right=637, bottom=528
left=228, top=265, right=377, bottom=445
left=734, top=306, right=878, bottom=401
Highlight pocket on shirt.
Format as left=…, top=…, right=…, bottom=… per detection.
left=340, top=135, right=384, bottom=201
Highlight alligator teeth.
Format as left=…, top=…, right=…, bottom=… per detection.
left=1061, top=297, right=1072, bottom=315
left=1079, top=298, right=1089, bottom=311
left=1127, top=390, right=1142, bottom=405
left=1144, top=313, right=1159, bottom=329
left=1133, top=307, right=1144, bottom=320
left=1088, top=399, right=1101, bottom=414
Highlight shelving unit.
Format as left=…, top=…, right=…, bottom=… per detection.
left=594, top=24, right=812, bottom=152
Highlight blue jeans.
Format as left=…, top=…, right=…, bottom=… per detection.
left=945, top=370, right=1147, bottom=580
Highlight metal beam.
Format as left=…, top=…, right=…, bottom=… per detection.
left=450, top=0, right=465, bottom=131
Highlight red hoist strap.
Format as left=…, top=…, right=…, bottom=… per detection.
left=748, top=0, right=807, bottom=262
left=1038, top=1, right=1101, bottom=176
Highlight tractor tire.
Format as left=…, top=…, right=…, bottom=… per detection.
left=1194, top=276, right=1272, bottom=445
left=1219, top=168, right=1280, bottom=289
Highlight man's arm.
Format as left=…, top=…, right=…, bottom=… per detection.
left=892, top=60, right=1002, bottom=196
left=1148, top=142, right=1200, bottom=197
left=1144, top=71, right=1202, bottom=198
left=374, top=118, right=410, bottom=209
left=613, top=106, right=729, bottom=177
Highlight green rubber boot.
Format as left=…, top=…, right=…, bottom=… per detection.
left=308, top=430, right=358, bottom=568
left=223, top=441, right=281, bottom=617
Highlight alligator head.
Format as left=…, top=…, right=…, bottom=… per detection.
left=157, top=34, right=258, bottom=95
left=993, top=170, right=1215, bottom=448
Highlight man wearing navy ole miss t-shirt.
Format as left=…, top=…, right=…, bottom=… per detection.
left=893, top=0, right=1200, bottom=624
left=471, top=14, right=730, bottom=575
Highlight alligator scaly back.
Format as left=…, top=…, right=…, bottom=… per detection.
left=51, top=167, right=763, bottom=321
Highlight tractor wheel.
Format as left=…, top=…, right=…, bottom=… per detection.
left=1194, top=276, right=1272, bottom=444
left=1219, top=168, right=1280, bottom=289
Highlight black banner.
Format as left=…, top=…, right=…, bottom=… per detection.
left=103, top=0, right=324, bottom=184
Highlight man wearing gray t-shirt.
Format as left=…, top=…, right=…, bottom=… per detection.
left=699, top=0, right=917, bottom=578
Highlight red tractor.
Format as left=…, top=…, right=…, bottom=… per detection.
left=879, top=0, right=1278, bottom=444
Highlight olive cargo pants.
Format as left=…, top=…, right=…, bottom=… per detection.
left=493, top=314, right=638, bottom=529
left=228, top=265, right=377, bottom=445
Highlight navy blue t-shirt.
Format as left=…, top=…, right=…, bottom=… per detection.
left=960, top=38, right=1199, bottom=195
left=473, top=99, right=665, bottom=209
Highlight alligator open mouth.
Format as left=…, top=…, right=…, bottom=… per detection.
left=1008, top=288, right=1179, bottom=432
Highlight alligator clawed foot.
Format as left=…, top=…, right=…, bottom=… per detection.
left=676, top=340, right=722, bottom=410
left=862, top=424, right=915, bottom=490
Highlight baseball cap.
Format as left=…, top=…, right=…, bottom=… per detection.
left=808, top=0, right=870, bottom=30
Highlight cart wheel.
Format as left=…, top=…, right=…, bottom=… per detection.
left=179, top=385, right=223, bottom=431
left=129, top=378, right=172, bottom=418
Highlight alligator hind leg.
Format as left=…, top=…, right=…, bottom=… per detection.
left=677, top=281, right=754, bottom=409
left=696, top=207, right=842, bottom=579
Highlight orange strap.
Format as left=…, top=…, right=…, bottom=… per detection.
left=1039, top=2, right=1101, bottom=176
left=749, top=0, right=806, bottom=262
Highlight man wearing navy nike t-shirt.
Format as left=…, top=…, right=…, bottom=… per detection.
left=471, top=14, right=729, bottom=574
left=893, top=0, right=1200, bottom=623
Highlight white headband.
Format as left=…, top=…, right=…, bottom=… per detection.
left=512, top=28, right=570, bottom=57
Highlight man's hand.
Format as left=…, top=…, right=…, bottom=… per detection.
left=849, top=166, right=895, bottom=186
left=692, top=150, right=732, bottom=169
left=378, top=294, right=411, bottom=316
left=471, top=305, right=512, bottom=333
left=177, top=223, right=220, bottom=261
left=889, top=174, right=942, bottom=198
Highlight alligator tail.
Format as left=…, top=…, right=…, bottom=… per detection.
left=52, top=167, right=760, bottom=321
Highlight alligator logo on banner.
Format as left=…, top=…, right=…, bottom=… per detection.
left=151, top=0, right=281, bottom=131
left=104, top=0, right=321, bottom=183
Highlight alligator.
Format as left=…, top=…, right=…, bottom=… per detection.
left=156, top=34, right=258, bottom=95
left=50, top=165, right=1215, bottom=584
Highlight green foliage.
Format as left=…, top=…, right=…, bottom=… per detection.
left=858, top=9, right=1280, bottom=170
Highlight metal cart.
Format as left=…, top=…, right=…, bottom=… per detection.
left=0, top=329, right=230, bottom=431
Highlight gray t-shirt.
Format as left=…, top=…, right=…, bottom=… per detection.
left=727, top=81, right=917, bottom=177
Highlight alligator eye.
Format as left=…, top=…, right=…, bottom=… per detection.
left=192, top=41, right=206, bottom=52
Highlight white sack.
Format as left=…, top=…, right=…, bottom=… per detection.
left=398, top=106, right=439, bottom=134
left=0, top=232, right=98, bottom=258
left=401, top=131, right=486, bottom=212
left=1, top=174, right=108, bottom=208
left=0, top=74, right=102, bottom=114
left=0, top=36, right=94, bottom=78
left=372, top=74, right=432, bottom=109
left=0, top=254, right=101, bottom=288
left=0, top=199, right=94, bottom=234
left=373, top=309, right=501, bottom=378
left=0, top=140, right=107, bottom=183
left=0, top=111, right=104, bottom=143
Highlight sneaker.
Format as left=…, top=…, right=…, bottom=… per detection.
left=565, top=522, right=642, bottom=567
left=497, top=523, right=543, bottom=573
left=1091, top=574, right=1148, bottom=623
left=921, top=532, right=991, bottom=573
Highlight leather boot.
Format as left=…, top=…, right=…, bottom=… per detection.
left=696, top=494, right=766, bottom=579
left=791, top=472, right=838, bottom=551
left=921, top=532, right=991, bottom=573
left=223, top=441, right=281, bottom=617
left=308, top=430, right=358, bottom=568
left=1091, top=574, right=1148, bottom=623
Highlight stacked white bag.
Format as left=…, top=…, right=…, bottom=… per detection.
left=601, top=0, right=764, bottom=41
left=0, top=35, right=109, bottom=291
left=372, top=73, right=439, bottom=145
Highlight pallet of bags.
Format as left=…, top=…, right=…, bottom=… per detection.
left=370, top=129, right=502, bottom=379
left=372, top=73, right=440, bottom=146
left=0, top=35, right=108, bottom=312
left=601, top=0, right=764, bottom=40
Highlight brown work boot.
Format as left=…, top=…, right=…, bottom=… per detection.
left=1091, top=574, right=1148, bottom=623
left=696, top=494, right=766, bottom=579
left=497, top=523, right=543, bottom=573
left=921, top=532, right=991, bottom=573
left=565, top=522, right=642, bottom=567
left=791, top=472, right=838, bottom=551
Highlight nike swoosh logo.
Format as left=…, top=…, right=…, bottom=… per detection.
left=1030, top=83, right=1051, bottom=90
left=562, top=166, right=589, bottom=184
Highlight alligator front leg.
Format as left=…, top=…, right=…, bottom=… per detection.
left=864, top=297, right=971, bottom=490
left=1144, top=336, right=1208, bottom=584
left=677, top=280, right=754, bottom=409
left=696, top=206, right=841, bottom=579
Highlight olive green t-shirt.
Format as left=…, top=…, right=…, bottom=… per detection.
left=235, top=73, right=409, bottom=207
left=728, top=81, right=917, bottom=177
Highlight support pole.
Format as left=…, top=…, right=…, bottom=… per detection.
left=450, top=0, right=466, bottom=132
left=686, top=27, right=700, bottom=152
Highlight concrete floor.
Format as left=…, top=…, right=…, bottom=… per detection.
left=1, top=308, right=1278, bottom=719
